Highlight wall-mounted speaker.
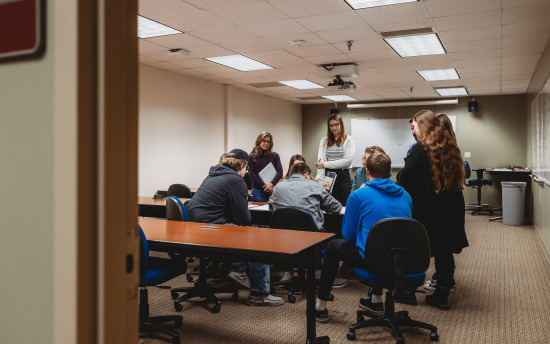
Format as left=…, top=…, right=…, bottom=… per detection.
left=468, top=101, right=478, bottom=113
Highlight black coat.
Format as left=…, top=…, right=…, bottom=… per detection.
left=397, top=143, right=468, bottom=255
left=187, top=165, right=251, bottom=226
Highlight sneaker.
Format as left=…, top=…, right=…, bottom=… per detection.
left=279, top=271, right=294, bottom=282
left=315, top=308, right=329, bottom=323
left=425, top=292, right=450, bottom=310
left=359, top=297, right=383, bottom=311
left=394, top=288, right=417, bottom=306
left=246, top=293, right=284, bottom=306
left=332, top=277, right=348, bottom=288
left=228, top=270, right=251, bottom=289
left=424, top=280, right=455, bottom=293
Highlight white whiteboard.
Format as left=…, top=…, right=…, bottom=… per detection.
left=350, top=116, right=456, bottom=168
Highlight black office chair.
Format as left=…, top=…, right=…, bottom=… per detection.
left=270, top=206, right=324, bottom=303
left=167, top=184, right=193, bottom=198
left=464, top=161, right=496, bottom=215
left=347, top=218, right=438, bottom=343
left=139, top=225, right=187, bottom=344
left=166, top=196, right=238, bottom=313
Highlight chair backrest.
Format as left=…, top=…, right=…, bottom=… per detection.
left=270, top=206, right=318, bottom=232
left=363, top=218, right=430, bottom=276
left=243, top=172, right=252, bottom=190
left=167, top=183, right=193, bottom=198
left=139, top=225, right=148, bottom=278
left=166, top=196, right=190, bottom=221
left=464, top=161, right=471, bottom=179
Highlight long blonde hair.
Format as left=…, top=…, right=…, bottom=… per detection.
left=413, top=110, right=464, bottom=193
left=326, top=113, right=346, bottom=147
left=219, top=153, right=248, bottom=172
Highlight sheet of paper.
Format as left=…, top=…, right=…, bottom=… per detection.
left=251, top=204, right=270, bottom=211
left=259, top=162, right=277, bottom=184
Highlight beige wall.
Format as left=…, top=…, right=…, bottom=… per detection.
left=139, top=65, right=302, bottom=196
left=527, top=36, right=550, bottom=255
left=302, top=95, right=527, bottom=208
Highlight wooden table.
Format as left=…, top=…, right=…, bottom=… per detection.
left=139, top=217, right=334, bottom=344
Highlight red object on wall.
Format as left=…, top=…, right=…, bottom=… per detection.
left=0, top=0, right=45, bottom=61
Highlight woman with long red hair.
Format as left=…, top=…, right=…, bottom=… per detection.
left=398, top=110, right=468, bottom=310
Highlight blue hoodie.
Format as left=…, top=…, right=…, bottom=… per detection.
left=342, top=178, right=412, bottom=259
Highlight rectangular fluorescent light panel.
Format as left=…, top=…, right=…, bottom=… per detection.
left=418, top=68, right=459, bottom=81
left=278, top=80, right=324, bottom=90
left=346, top=0, right=417, bottom=9
left=205, top=55, right=274, bottom=72
left=435, top=87, right=468, bottom=96
left=322, top=95, right=357, bottom=102
left=138, top=16, right=182, bottom=38
left=385, top=33, right=445, bottom=57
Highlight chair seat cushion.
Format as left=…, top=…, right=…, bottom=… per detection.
left=353, top=268, right=425, bottom=289
left=141, top=257, right=187, bottom=287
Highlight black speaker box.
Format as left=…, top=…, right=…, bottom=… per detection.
left=468, top=101, right=478, bottom=112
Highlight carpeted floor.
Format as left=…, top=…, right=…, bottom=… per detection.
left=140, top=214, right=550, bottom=344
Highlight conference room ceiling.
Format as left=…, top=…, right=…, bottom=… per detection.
left=138, top=0, right=550, bottom=104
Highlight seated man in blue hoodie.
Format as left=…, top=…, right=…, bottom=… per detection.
left=315, top=151, right=413, bottom=322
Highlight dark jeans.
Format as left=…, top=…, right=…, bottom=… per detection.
left=433, top=253, right=455, bottom=289
left=318, top=239, right=376, bottom=300
left=327, top=169, right=352, bottom=206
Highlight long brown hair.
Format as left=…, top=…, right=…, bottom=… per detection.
left=325, top=113, right=346, bottom=147
left=219, top=153, right=248, bottom=172
left=284, top=154, right=306, bottom=178
left=413, top=110, right=464, bottom=193
left=251, top=131, right=273, bottom=158
left=437, top=113, right=456, bottom=143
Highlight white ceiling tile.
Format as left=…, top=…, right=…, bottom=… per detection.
left=502, top=33, right=549, bottom=48
left=450, top=49, right=501, bottom=61
left=503, top=20, right=550, bottom=37
left=171, top=59, right=214, bottom=68
left=316, top=26, right=379, bottom=43
left=356, top=1, right=429, bottom=24
left=145, top=34, right=213, bottom=49
left=266, top=33, right=328, bottom=48
left=287, top=44, right=342, bottom=57
left=207, top=2, right=288, bottom=25
left=438, top=26, right=501, bottom=44
left=502, top=4, right=550, bottom=24
left=182, top=0, right=261, bottom=10
left=146, top=61, right=186, bottom=71
left=139, top=55, right=159, bottom=63
left=268, top=0, right=352, bottom=17
left=445, top=39, right=501, bottom=53
left=424, top=0, right=501, bottom=17
left=245, top=50, right=312, bottom=68
left=502, top=45, right=545, bottom=57
left=242, top=19, right=310, bottom=37
left=186, top=45, right=236, bottom=58
left=368, top=18, right=434, bottom=33
left=161, top=10, right=233, bottom=32
left=502, top=0, right=550, bottom=8
left=219, top=39, right=281, bottom=54
left=172, top=68, right=207, bottom=76
left=333, top=39, right=389, bottom=53
left=457, top=64, right=501, bottom=73
left=347, top=49, right=399, bottom=61
left=295, top=11, right=366, bottom=32
left=433, top=11, right=501, bottom=32
left=302, top=54, right=353, bottom=65
left=502, top=61, right=539, bottom=71
left=502, top=54, right=544, bottom=64
left=191, top=26, right=259, bottom=44
left=454, top=58, right=501, bottom=67
left=140, top=0, right=197, bottom=18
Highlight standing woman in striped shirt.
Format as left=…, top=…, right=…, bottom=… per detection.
left=315, top=110, right=356, bottom=206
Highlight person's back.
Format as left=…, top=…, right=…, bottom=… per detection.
left=269, top=162, right=341, bottom=231
left=187, top=155, right=251, bottom=226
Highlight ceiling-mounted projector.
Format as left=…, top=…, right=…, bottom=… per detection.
left=327, top=75, right=356, bottom=91
left=317, top=63, right=359, bottom=78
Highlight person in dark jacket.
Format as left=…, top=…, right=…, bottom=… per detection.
left=398, top=110, right=468, bottom=310
left=187, top=149, right=283, bottom=306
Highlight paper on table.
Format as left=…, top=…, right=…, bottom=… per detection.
left=251, top=204, right=270, bottom=211
left=259, top=162, right=277, bottom=185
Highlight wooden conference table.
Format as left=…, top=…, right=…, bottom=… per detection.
left=138, top=196, right=345, bottom=235
left=139, top=217, right=334, bottom=344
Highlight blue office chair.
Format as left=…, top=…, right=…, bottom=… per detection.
left=270, top=206, right=327, bottom=303
left=464, top=161, right=495, bottom=215
left=139, top=225, right=187, bottom=344
left=346, top=218, right=438, bottom=343
left=167, top=183, right=193, bottom=198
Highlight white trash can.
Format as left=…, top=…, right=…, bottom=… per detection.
left=501, top=181, right=527, bottom=226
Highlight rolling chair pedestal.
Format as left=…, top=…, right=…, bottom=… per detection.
left=465, top=167, right=498, bottom=216
left=139, top=288, right=182, bottom=344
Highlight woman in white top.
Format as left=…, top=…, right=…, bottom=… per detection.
left=315, top=110, right=356, bottom=206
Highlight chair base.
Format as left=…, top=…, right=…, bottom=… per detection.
left=171, top=258, right=238, bottom=313
left=347, top=291, right=438, bottom=343
left=139, top=288, right=182, bottom=344
left=466, top=204, right=498, bottom=216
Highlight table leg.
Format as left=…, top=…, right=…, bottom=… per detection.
left=306, top=250, right=330, bottom=344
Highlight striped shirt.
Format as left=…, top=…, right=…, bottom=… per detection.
left=326, top=144, right=344, bottom=162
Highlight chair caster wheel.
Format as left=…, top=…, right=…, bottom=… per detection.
left=186, top=275, right=193, bottom=282
left=328, top=293, right=334, bottom=301
left=211, top=303, right=221, bottom=313
left=232, top=292, right=239, bottom=300
left=174, top=318, right=183, bottom=328
left=347, top=331, right=356, bottom=340
left=430, top=331, right=439, bottom=341
left=174, top=302, right=183, bottom=312
left=288, top=294, right=296, bottom=303
left=171, top=291, right=179, bottom=300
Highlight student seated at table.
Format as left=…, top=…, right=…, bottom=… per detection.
left=186, top=148, right=283, bottom=306
left=352, top=146, right=386, bottom=192
left=315, top=152, right=413, bottom=323
left=268, top=162, right=342, bottom=283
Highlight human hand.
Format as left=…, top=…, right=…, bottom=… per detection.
left=263, top=183, right=274, bottom=193
left=316, top=161, right=324, bottom=169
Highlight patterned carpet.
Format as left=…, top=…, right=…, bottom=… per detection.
left=140, top=214, right=550, bottom=344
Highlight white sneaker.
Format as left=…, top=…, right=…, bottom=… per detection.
left=247, top=293, right=284, bottom=306
left=423, top=280, right=455, bottom=293
left=228, top=270, right=251, bottom=289
left=279, top=271, right=294, bottom=282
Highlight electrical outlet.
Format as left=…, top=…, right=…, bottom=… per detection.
left=465, top=152, right=471, bottom=158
